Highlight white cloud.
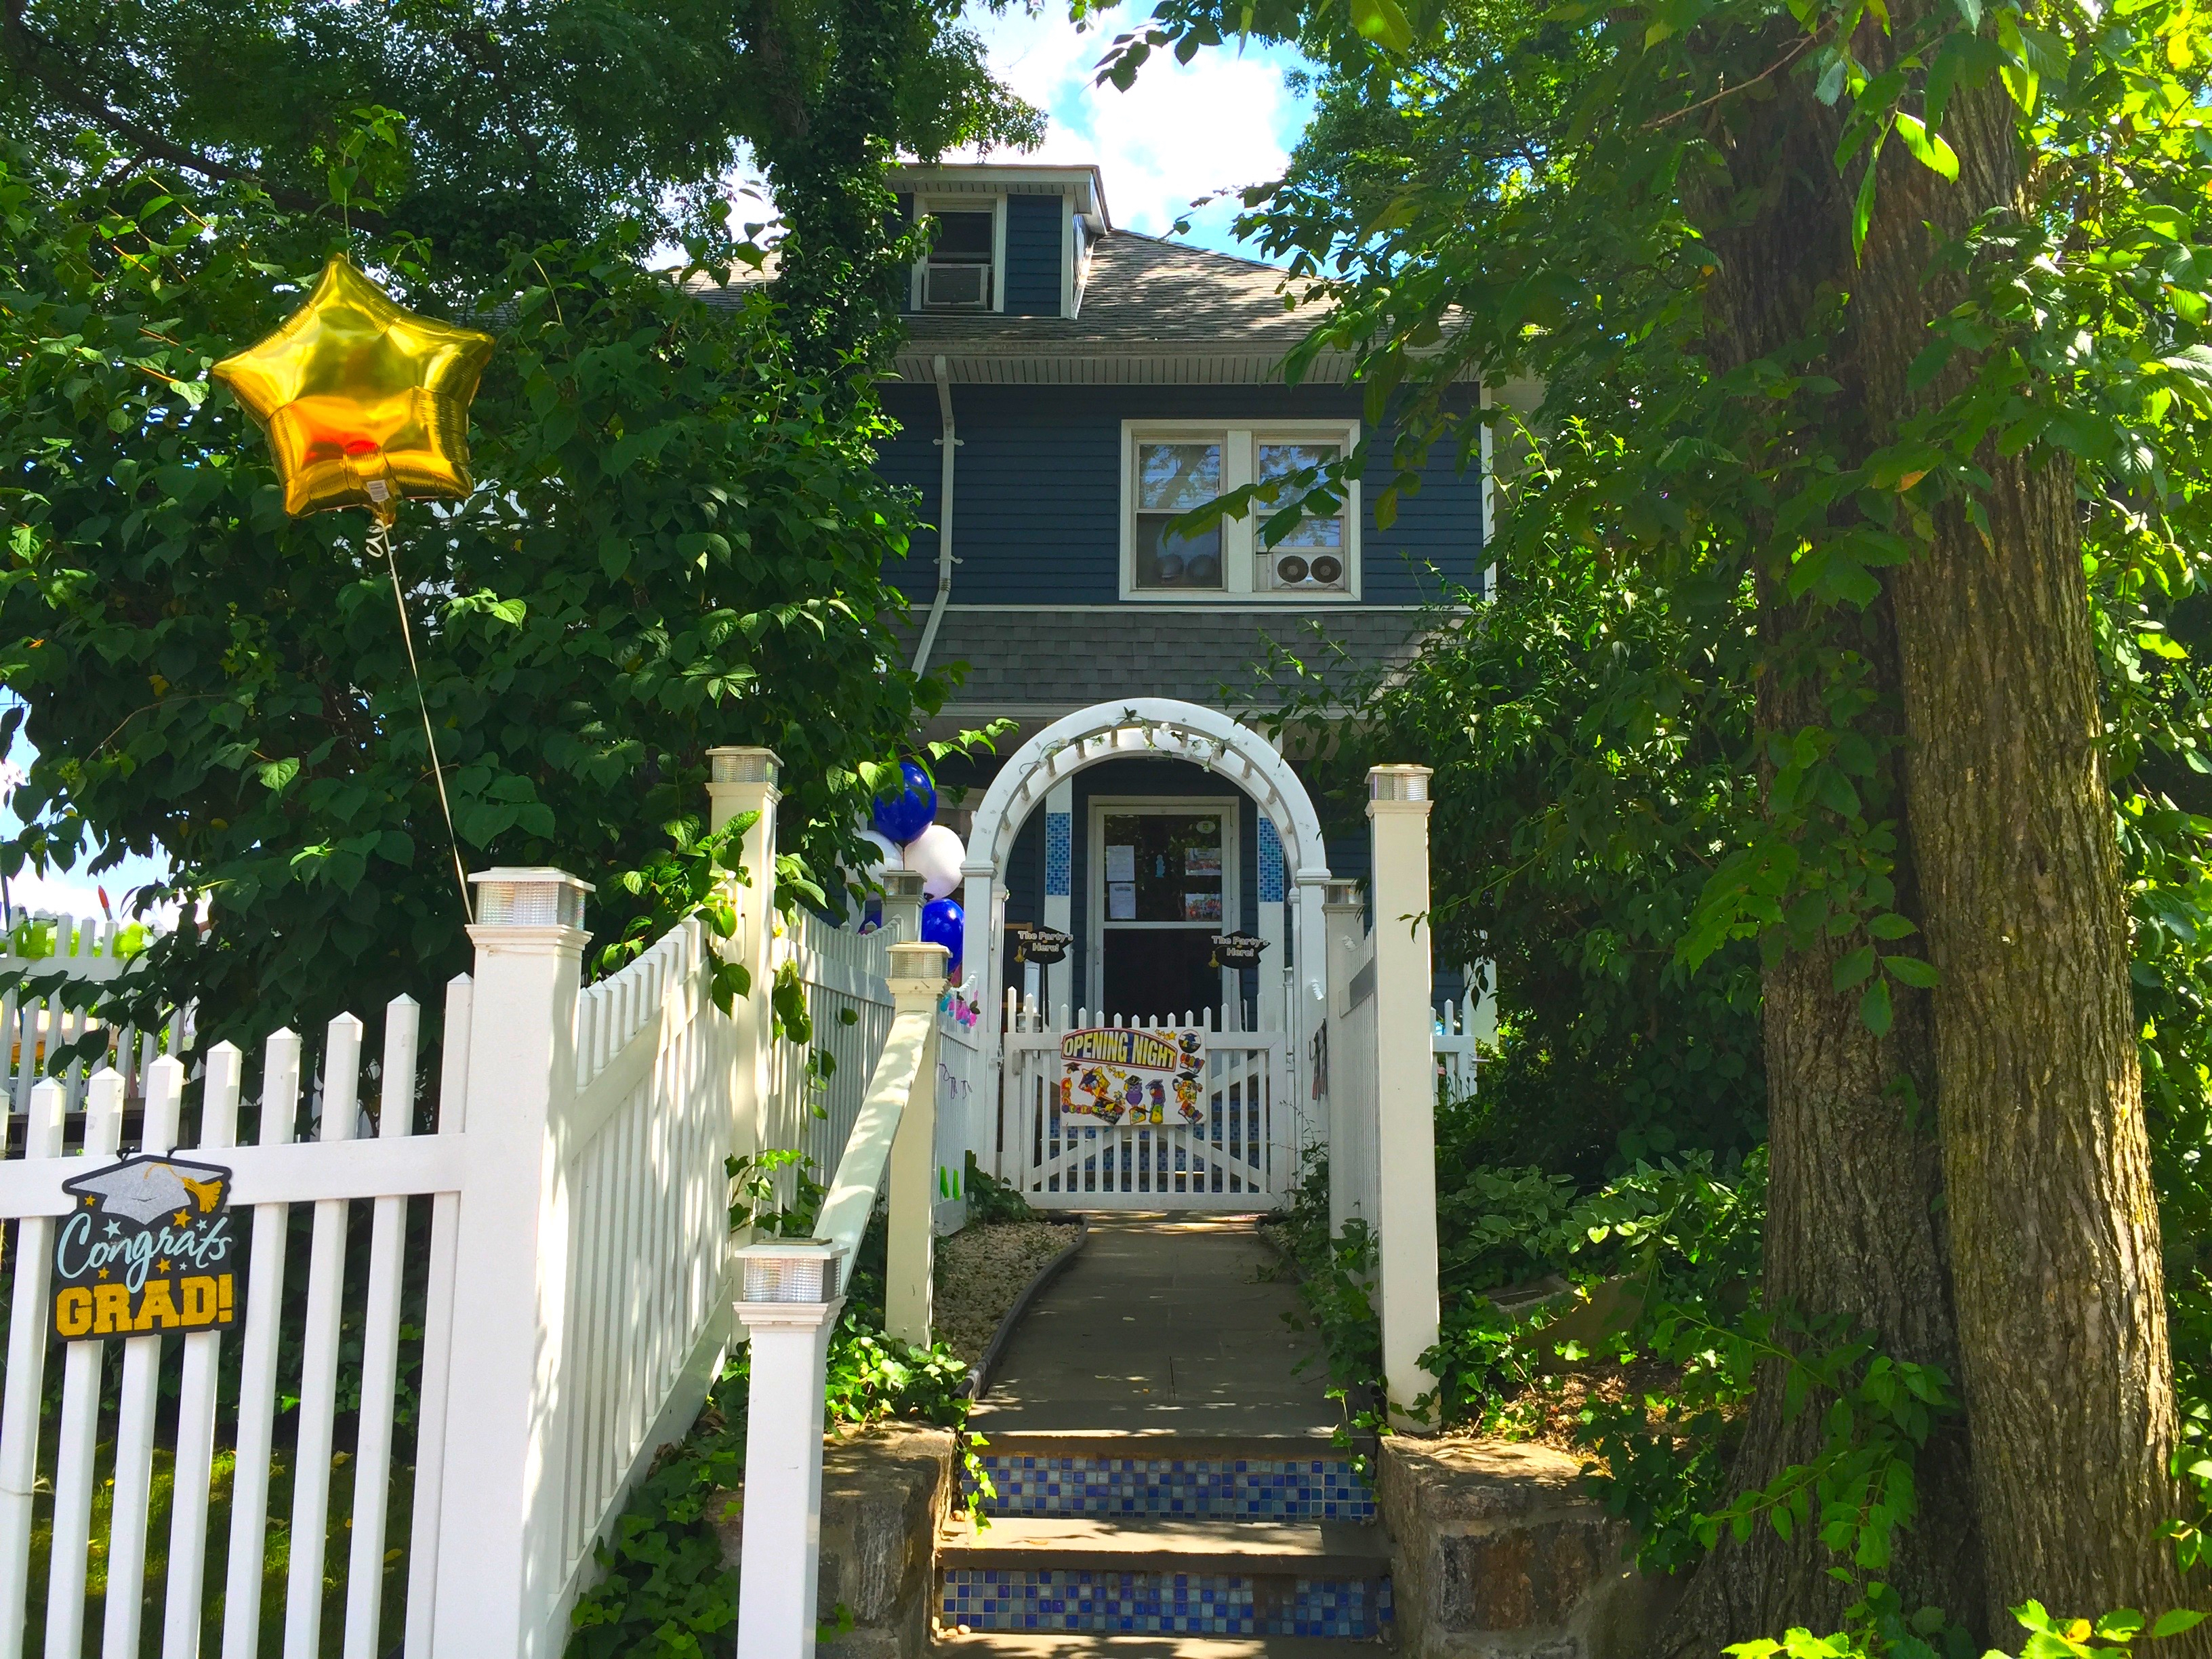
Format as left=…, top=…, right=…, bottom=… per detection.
left=955, top=6, right=1313, bottom=257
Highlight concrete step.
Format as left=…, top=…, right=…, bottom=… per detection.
left=938, top=1635, right=1392, bottom=1658
left=941, top=1514, right=1392, bottom=1578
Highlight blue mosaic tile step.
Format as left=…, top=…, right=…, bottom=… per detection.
left=967, top=1454, right=1376, bottom=1521
left=941, top=1569, right=1391, bottom=1637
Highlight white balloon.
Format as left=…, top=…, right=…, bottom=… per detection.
left=903, top=823, right=966, bottom=901
left=857, top=829, right=903, bottom=880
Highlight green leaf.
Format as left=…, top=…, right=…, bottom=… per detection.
left=257, top=757, right=300, bottom=792
left=1860, top=977, right=1893, bottom=1035
left=1349, top=0, right=1415, bottom=49
left=1834, top=945, right=1877, bottom=991
left=1894, top=113, right=1961, bottom=182
left=2156, top=346, right=2212, bottom=415
left=2150, top=1611, right=2207, bottom=1640
left=1883, top=954, right=1939, bottom=989
left=1868, top=913, right=1917, bottom=940
left=1852, top=134, right=1885, bottom=258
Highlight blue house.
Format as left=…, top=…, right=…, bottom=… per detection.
left=872, top=163, right=1491, bottom=1030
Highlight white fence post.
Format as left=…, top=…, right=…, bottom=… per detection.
left=733, top=1242, right=847, bottom=1659
left=880, top=867, right=926, bottom=944
left=884, top=941, right=950, bottom=1345
left=1322, top=881, right=1366, bottom=1239
left=430, top=867, right=592, bottom=1659
left=1368, top=765, right=1440, bottom=1425
left=708, top=747, right=781, bottom=1177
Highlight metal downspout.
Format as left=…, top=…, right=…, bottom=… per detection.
left=911, top=354, right=958, bottom=675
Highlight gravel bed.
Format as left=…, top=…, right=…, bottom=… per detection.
left=932, top=1220, right=1082, bottom=1366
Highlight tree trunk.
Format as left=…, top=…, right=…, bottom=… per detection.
left=1665, top=5, right=2192, bottom=1638
left=1848, top=25, right=2191, bottom=1623
left=1657, top=52, right=1986, bottom=1648
left=1658, top=587, right=1984, bottom=1655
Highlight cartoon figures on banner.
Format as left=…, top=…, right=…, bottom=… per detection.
left=1057, top=1025, right=1208, bottom=1128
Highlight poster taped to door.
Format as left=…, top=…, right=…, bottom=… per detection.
left=1060, top=1025, right=1206, bottom=1126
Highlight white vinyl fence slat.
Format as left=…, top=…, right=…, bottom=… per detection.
left=345, top=996, right=420, bottom=1659
left=165, top=1041, right=243, bottom=1659
left=46, top=1069, right=122, bottom=1659
left=223, top=1027, right=303, bottom=1659
left=0, top=1080, right=64, bottom=1659
left=102, top=1058, right=184, bottom=1658
left=403, top=977, right=470, bottom=1659
left=284, top=1012, right=363, bottom=1659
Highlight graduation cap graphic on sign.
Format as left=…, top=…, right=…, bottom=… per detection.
left=62, top=1155, right=233, bottom=1226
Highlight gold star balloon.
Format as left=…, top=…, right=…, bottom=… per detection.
left=213, top=259, right=494, bottom=524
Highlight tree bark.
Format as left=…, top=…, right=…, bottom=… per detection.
left=1664, top=3, right=2192, bottom=1638
left=1847, top=22, right=2191, bottom=1623
left=1656, top=47, right=1986, bottom=1647
left=1658, top=588, right=1984, bottom=1655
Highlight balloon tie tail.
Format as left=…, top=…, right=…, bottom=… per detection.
left=371, top=516, right=475, bottom=927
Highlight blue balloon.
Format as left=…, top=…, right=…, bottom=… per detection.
left=870, top=759, right=937, bottom=846
left=921, top=897, right=964, bottom=979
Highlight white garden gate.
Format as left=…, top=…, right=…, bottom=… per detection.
left=1000, top=999, right=1293, bottom=1208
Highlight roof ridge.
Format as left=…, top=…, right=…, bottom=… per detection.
left=1107, top=228, right=1288, bottom=277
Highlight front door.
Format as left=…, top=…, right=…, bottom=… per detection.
left=1089, top=802, right=1237, bottom=1021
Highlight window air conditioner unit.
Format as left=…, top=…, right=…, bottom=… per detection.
left=924, top=263, right=991, bottom=309
left=1267, top=552, right=1348, bottom=592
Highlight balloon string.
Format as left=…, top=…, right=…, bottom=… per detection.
left=370, top=516, right=474, bottom=926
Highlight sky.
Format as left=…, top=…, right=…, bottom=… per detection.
left=950, top=5, right=1316, bottom=258
left=1, top=14, right=1317, bottom=924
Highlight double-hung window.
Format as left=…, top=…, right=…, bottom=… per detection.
left=913, top=197, right=1004, bottom=312
left=1122, top=422, right=1360, bottom=600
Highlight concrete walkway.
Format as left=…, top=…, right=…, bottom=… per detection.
left=968, top=1216, right=1340, bottom=1435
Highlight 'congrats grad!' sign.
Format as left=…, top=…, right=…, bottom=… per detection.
left=51, top=1154, right=239, bottom=1340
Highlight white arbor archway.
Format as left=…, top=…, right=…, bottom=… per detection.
left=960, top=699, right=1334, bottom=1166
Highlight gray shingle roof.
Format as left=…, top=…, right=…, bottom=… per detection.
left=900, top=605, right=1442, bottom=719
left=680, top=232, right=1349, bottom=384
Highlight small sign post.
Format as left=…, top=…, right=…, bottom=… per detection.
left=51, top=1154, right=239, bottom=1342
left=1013, top=925, right=1072, bottom=966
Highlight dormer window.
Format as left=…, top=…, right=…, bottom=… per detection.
left=924, top=209, right=996, bottom=309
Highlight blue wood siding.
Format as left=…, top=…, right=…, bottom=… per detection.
left=869, top=384, right=1486, bottom=605
left=1004, top=195, right=1064, bottom=316
left=876, top=385, right=940, bottom=600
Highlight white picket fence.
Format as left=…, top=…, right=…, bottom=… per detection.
left=764, top=910, right=896, bottom=1186
left=2, top=912, right=188, bottom=1114
left=935, top=1004, right=983, bottom=1231
left=1433, top=994, right=1481, bottom=1096
left=1000, top=1000, right=1291, bottom=1210
left=0, top=882, right=752, bottom=1656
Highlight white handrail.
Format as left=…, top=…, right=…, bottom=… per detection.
left=814, top=996, right=933, bottom=1285
left=731, top=938, right=948, bottom=1659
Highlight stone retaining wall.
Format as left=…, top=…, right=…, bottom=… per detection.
left=715, top=1422, right=958, bottom=1659
left=1377, top=1437, right=1666, bottom=1659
